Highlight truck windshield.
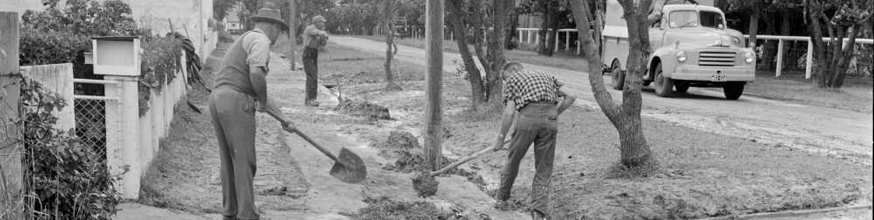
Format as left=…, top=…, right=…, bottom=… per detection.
left=669, top=10, right=725, bottom=29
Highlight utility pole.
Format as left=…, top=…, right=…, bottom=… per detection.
left=0, top=11, right=23, bottom=219
left=424, top=0, right=444, bottom=171
left=288, top=0, right=297, bottom=70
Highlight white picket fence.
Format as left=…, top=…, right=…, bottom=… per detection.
left=21, top=51, right=189, bottom=199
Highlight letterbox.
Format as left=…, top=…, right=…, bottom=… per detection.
left=92, top=36, right=140, bottom=76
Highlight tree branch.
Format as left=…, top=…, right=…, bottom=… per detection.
left=569, top=0, right=621, bottom=121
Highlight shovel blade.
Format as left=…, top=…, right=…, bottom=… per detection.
left=329, top=148, right=367, bottom=183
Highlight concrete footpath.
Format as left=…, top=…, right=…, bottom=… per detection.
left=115, top=203, right=211, bottom=220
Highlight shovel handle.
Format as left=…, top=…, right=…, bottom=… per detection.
left=428, top=140, right=508, bottom=177
left=266, top=108, right=342, bottom=163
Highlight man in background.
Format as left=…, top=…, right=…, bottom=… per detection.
left=302, top=15, right=329, bottom=106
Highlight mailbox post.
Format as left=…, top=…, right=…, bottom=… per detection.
left=92, top=36, right=142, bottom=199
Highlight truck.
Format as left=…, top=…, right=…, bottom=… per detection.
left=601, top=0, right=756, bottom=100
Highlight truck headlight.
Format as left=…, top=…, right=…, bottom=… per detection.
left=677, top=51, right=687, bottom=62
left=744, top=51, right=755, bottom=63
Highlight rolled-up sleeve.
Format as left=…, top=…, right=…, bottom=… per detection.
left=242, top=32, right=271, bottom=73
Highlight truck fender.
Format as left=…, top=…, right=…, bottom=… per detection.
left=649, top=47, right=681, bottom=78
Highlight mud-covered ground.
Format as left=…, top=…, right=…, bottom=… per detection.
left=139, top=41, right=872, bottom=220
left=318, top=43, right=873, bottom=219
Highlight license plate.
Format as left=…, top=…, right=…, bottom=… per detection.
left=711, top=74, right=726, bottom=82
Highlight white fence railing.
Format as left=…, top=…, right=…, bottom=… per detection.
left=402, top=27, right=873, bottom=79
left=745, top=35, right=873, bottom=79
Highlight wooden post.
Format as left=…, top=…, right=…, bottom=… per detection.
left=776, top=39, right=784, bottom=77
left=805, top=40, right=813, bottom=79
left=565, top=30, right=570, bottom=50
left=424, top=0, right=444, bottom=171
left=288, top=0, right=297, bottom=70
left=0, top=11, right=23, bottom=219
left=554, top=30, right=559, bottom=52
left=534, top=29, right=540, bottom=45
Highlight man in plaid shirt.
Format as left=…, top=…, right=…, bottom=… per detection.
left=493, top=62, right=576, bottom=220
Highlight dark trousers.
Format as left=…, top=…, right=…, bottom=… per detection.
left=496, top=103, right=558, bottom=215
left=303, top=47, right=319, bottom=102
left=209, top=87, right=259, bottom=220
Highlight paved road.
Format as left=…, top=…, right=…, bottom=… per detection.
left=331, top=36, right=873, bottom=164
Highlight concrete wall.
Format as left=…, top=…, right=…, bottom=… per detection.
left=20, top=63, right=75, bottom=132
left=0, top=0, right=47, bottom=14
left=117, top=0, right=215, bottom=59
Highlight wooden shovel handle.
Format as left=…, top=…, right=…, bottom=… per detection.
left=428, top=139, right=509, bottom=177
left=266, top=108, right=341, bottom=163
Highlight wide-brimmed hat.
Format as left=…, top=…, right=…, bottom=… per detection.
left=250, top=7, right=289, bottom=31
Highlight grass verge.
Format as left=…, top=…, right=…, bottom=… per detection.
left=745, top=70, right=873, bottom=112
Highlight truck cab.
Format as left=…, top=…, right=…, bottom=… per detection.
left=601, top=0, right=756, bottom=100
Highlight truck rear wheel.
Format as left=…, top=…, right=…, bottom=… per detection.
left=723, top=82, right=745, bottom=100
left=610, top=64, right=625, bottom=90
left=653, top=63, right=673, bottom=97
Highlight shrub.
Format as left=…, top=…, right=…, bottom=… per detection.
left=20, top=0, right=146, bottom=97
left=20, top=79, right=123, bottom=220
left=138, top=36, right=183, bottom=115
left=19, top=27, right=97, bottom=85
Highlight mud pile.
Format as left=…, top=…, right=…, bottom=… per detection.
left=337, top=99, right=392, bottom=120
left=411, top=172, right=439, bottom=197
left=374, top=131, right=420, bottom=158
left=354, top=197, right=447, bottom=220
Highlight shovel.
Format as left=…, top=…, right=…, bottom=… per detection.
left=266, top=108, right=367, bottom=184
left=412, top=138, right=510, bottom=197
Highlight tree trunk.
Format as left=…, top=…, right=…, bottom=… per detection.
left=447, top=0, right=487, bottom=106
left=617, top=0, right=654, bottom=168
left=747, top=5, right=760, bottom=47
left=570, top=0, right=656, bottom=171
left=506, top=9, right=520, bottom=50
left=761, top=12, right=778, bottom=70
left=424, top=0, right=444, bottom=171
left=288, top=0, right=297, bottom=71
left=806, top=1, right=828, bottom=88
left=384, top=0, right=402, bottom=91
left=538, top=0, right=557, bottom=56
left=593, top=0, right=604, bottom=54
left=485, top=0, right=510, bottom=103
left=779, top=13, right=791, bottom=70
left=833, top=25, right=859, bottom=88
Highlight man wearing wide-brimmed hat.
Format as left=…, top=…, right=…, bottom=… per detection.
left=209, top=6, right=294, bottom=220
left=302, top=15, right=329, bottom=106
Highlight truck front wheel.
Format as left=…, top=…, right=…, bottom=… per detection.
left=653, top=63, right=673, bottom=97
left=723, top=82, right=745, bottom=100
left=610, top=64, right=625, bottom=90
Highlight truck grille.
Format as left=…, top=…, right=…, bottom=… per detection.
left=698, top=51, right=736, bottom=66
